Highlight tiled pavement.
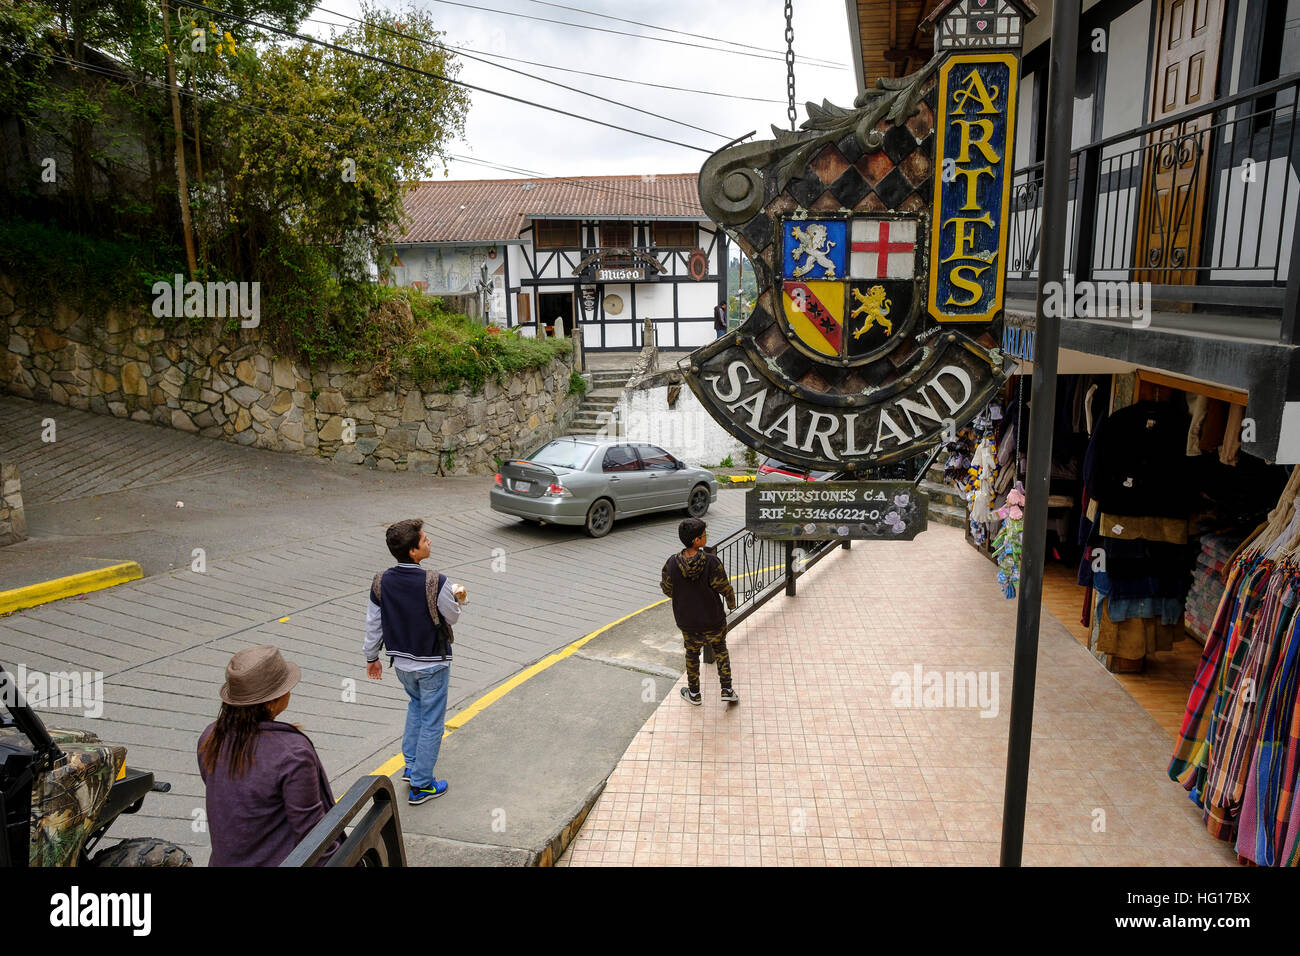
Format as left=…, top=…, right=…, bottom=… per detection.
left=560, top=524, right=1238, bottom=867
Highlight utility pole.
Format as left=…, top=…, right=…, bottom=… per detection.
left=999, top=0, right=1081, bottom=867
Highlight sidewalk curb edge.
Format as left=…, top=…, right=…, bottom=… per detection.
left=0, top=561, right=144, bottom=615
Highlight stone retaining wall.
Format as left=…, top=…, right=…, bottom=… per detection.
left=0, top=462, right=25, bottom=547
left=1, top=278, right=579, bottom=475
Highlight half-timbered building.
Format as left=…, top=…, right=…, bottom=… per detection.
left=385, top=174, right=727, bottom=353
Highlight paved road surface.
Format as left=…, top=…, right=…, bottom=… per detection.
left=0, top=395, right=744, bottom=863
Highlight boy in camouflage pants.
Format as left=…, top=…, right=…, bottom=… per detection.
left=660, top=518, right=739, bottom=705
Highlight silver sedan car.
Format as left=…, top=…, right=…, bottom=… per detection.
left=490, top=438, right=718, bottom=537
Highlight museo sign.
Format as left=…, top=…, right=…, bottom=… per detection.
left=688, top=3, right=1028, bottom=474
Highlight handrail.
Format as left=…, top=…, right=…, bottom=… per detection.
left=1011, top=69, right=1300, bottom=178
left=281, top=774, right=407, bottom=867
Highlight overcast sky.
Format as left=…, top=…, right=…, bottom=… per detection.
left=310, top=0, right=858, bottom=180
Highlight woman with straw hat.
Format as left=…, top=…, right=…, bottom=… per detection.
left=198, top=645, right=337, bottom=866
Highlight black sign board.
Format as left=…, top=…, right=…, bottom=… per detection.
left=746, top=481, right=929, bottom=540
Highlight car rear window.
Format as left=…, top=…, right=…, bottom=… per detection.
left=526, top=440, right=596, bottom=471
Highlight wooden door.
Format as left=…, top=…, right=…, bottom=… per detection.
left=516, top=292, right=531, bottom=326
left=1134, top=0, right=1225, bottom=286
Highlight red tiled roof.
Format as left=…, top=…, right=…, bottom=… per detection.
left=396, top=173, right=705, bottom=243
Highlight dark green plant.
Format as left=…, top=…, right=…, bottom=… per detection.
left=567, top=370, right=588, bottom=398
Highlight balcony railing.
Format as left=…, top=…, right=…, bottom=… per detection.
left=1006, top=71, right=1300, bottom=336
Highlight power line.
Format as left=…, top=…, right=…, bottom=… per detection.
left=521, top=0, right=850, bottom=69
left=445, top=42, right=785, bottom=104
left=16, top=48, right=708, bottom=213
left=306, top=8, right=728, bottom=139
left=415, top=0, right=850, bottom=70
left=311, top=6, right=784, bottom=104
left=169, top=0, right=714, bottom=153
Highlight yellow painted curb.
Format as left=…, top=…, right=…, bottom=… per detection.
left=720, top=475, right=755, bottom=484
left=367, top=556, right=811, bottom=778
left=0, top=561, right=144, bottom=615
left=369, top=597, right=670, bottom=777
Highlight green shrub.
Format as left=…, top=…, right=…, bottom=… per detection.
left=0, top=220, right=570, bottom=394
left=0, top=219, right=186, bottom=317
left=397, top=296, right=570, bottom=393
left=567, top=370, right=588, bottom=398
left=719, top=455, right=734, bottom=468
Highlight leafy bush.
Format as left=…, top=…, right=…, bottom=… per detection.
left=396, top=291, right=570, bottom=393
left=719, top=455, right=734, bottom=468
left=0, top=219, right=186, bottom=317
left=567, top=370, right=588, bottom=398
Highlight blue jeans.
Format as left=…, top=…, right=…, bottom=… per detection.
left=396, top=665, right=449, bottom=789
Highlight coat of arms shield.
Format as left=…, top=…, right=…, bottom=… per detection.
left=778, top=213, right=925, bottom=367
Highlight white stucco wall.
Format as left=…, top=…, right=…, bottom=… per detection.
left=616, top=385, right=749, bottom=467
left=390, top=244, right=507, bottom=319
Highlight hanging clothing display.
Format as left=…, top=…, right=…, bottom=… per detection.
left=1169, top=466, right=1300, bottom=866
left=1078, top=400, right=1195, bottom=668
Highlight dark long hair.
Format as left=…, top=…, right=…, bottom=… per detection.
left=199, top=701, right=273, bottom=779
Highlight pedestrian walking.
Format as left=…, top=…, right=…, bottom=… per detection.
left=713, top=301, right=728, bottom=338
left=660, top=517, right=739, bottom=705
left=198, top=645, right=338, bottom=866
left=364, top=518, right=465, bottom=805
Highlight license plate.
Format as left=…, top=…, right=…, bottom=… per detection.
left=514, top=480, right=531, bottom=493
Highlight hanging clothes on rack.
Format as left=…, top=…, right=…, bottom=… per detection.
left=1168, top=467, right=1300, bottom=865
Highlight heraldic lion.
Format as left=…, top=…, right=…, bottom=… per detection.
left=851, top=285, right=892, bottom=338
left=790, top=224, right=838, bottom=279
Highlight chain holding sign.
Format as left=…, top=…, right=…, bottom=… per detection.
left=689, top=0, right=1029, bottom=475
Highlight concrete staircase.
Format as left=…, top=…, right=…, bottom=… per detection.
left=569, top=367, right=635, bottom=435
left=919, top=461, right=968, bottom=529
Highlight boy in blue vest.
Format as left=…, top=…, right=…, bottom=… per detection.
left=364, top=518, right=465, bottom=805
left=661, top=517, right=739, bottom=705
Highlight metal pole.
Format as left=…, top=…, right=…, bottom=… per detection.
left=785, top=540, right=796, bottom=596
left=999, top=0, right=1080, bottom=867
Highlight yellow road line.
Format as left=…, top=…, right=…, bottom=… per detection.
left=0, top=561, right=144, bottom=615
left=368, top=597, right=669, bottom=776
left=367, top=554, right=828, bottom=777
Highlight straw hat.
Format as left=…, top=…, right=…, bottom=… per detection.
left=219, top=645, right=301, bottom=706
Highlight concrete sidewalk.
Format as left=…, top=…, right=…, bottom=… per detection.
left=392, top=599, right=688, bottom=865
left=549, top=524, right=1239, bottom=867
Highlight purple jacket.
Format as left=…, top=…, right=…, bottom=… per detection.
left=198, top=720, right=336, bottom=867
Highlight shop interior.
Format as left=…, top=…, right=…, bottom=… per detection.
left=943, top=360, right=1299, bottom=865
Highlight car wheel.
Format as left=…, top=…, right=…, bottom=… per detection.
left=585, top=498, right=615, bottom=537
left=686, top=484, right=711, bottom=517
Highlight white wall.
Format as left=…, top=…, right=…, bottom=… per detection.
left=617, top=385, right=748, bottom=467
left=391, top=244, right=507, bottom=319
left=1210, top=158, right=1300, bottom=281
left=636, top=281, right=675, bottom=320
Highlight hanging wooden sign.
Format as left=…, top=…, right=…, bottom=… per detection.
left=747, top=481, right=929, bottom=540
left=689, top=13, right=1028, bottom=474
left=928, top=53, right=1018, bottom=323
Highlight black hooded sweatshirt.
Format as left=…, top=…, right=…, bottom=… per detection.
left=660, top=548, right=737, bottom=632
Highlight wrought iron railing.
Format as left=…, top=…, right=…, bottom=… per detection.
left=1006, top=71, right=1300, bottom=329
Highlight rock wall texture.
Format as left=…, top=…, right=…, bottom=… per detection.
left=0, top=461, right=25, bottom=547
left=0, top=278, right=579, bottom=475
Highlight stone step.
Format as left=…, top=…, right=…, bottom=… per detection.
left=928, top=501, right=968, bottom=529
left=580, top=396, right=619, bottom=409
left=589, top=373, right=633, bottom=387
left=918, top=479, right=965, bottom=509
